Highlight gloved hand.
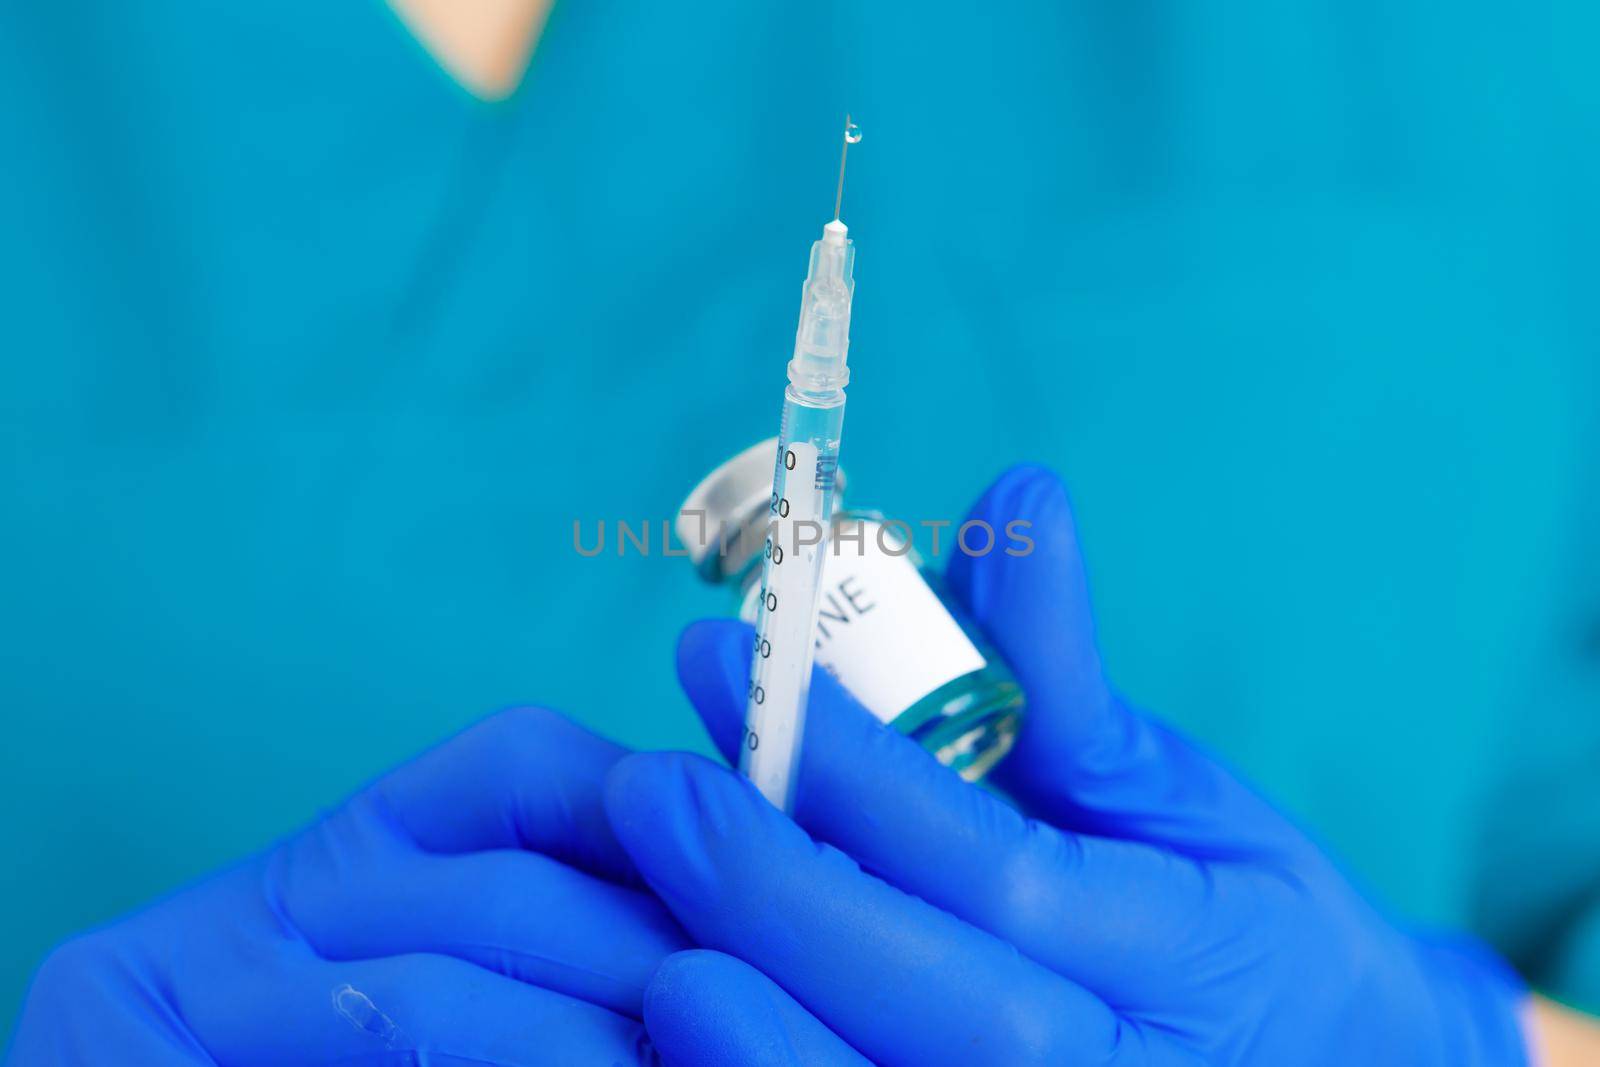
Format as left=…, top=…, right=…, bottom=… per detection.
left=6, top=708, right=684, bottom=1065
left=606, top=466, right=1532, bottom=1067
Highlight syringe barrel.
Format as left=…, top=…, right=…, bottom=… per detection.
left=787, top=221, right=855, bottom=396
left=739, top=393, right=845, bottom=813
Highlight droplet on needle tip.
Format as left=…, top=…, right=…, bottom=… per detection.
left=833, top=114, right=861, bottom=220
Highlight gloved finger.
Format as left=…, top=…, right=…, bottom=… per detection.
left=185, top=940, right=657, bottom=1066
left=678, top=619, right=1247, bottom=1008
left=945, top=464, right=1307, bottom=862
left=605, top=752, right=1195, bottom=1067
left=644, top=950, right=870, bottom=1067
left=272, top=803, right=689, bottom=1017
left=372, top=706, right=637, bottom=882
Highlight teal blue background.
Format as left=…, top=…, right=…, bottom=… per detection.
left=3, top=0, right=1599, bottom=1038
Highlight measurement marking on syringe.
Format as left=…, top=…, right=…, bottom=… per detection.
left=743, top=436, right=832, bottom=790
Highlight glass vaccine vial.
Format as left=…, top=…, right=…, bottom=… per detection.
left=680, top=439, right=1024, bottom=781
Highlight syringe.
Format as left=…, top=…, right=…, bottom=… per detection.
left=740, top=117, right=861, bottom=813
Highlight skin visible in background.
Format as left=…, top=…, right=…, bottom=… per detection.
left=386, top=0, right=554, bottom=100
left=1532, top=999, right=1600, bottom=1065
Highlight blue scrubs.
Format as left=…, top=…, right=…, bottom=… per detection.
left=2, top=0, right=1598, bottom=1031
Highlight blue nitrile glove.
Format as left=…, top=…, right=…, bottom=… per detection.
left=6, top=708, right=684, bottom=1065
left=606, top=466, right=1532, bottom=1067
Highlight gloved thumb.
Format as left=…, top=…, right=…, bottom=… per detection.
left=947, top=465, right=1307, bottom=862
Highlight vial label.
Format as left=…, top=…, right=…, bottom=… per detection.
left=741, top=520, right=986, bottom=723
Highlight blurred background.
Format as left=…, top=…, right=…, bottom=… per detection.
left=2, top=0, right=1598, bottom=1038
